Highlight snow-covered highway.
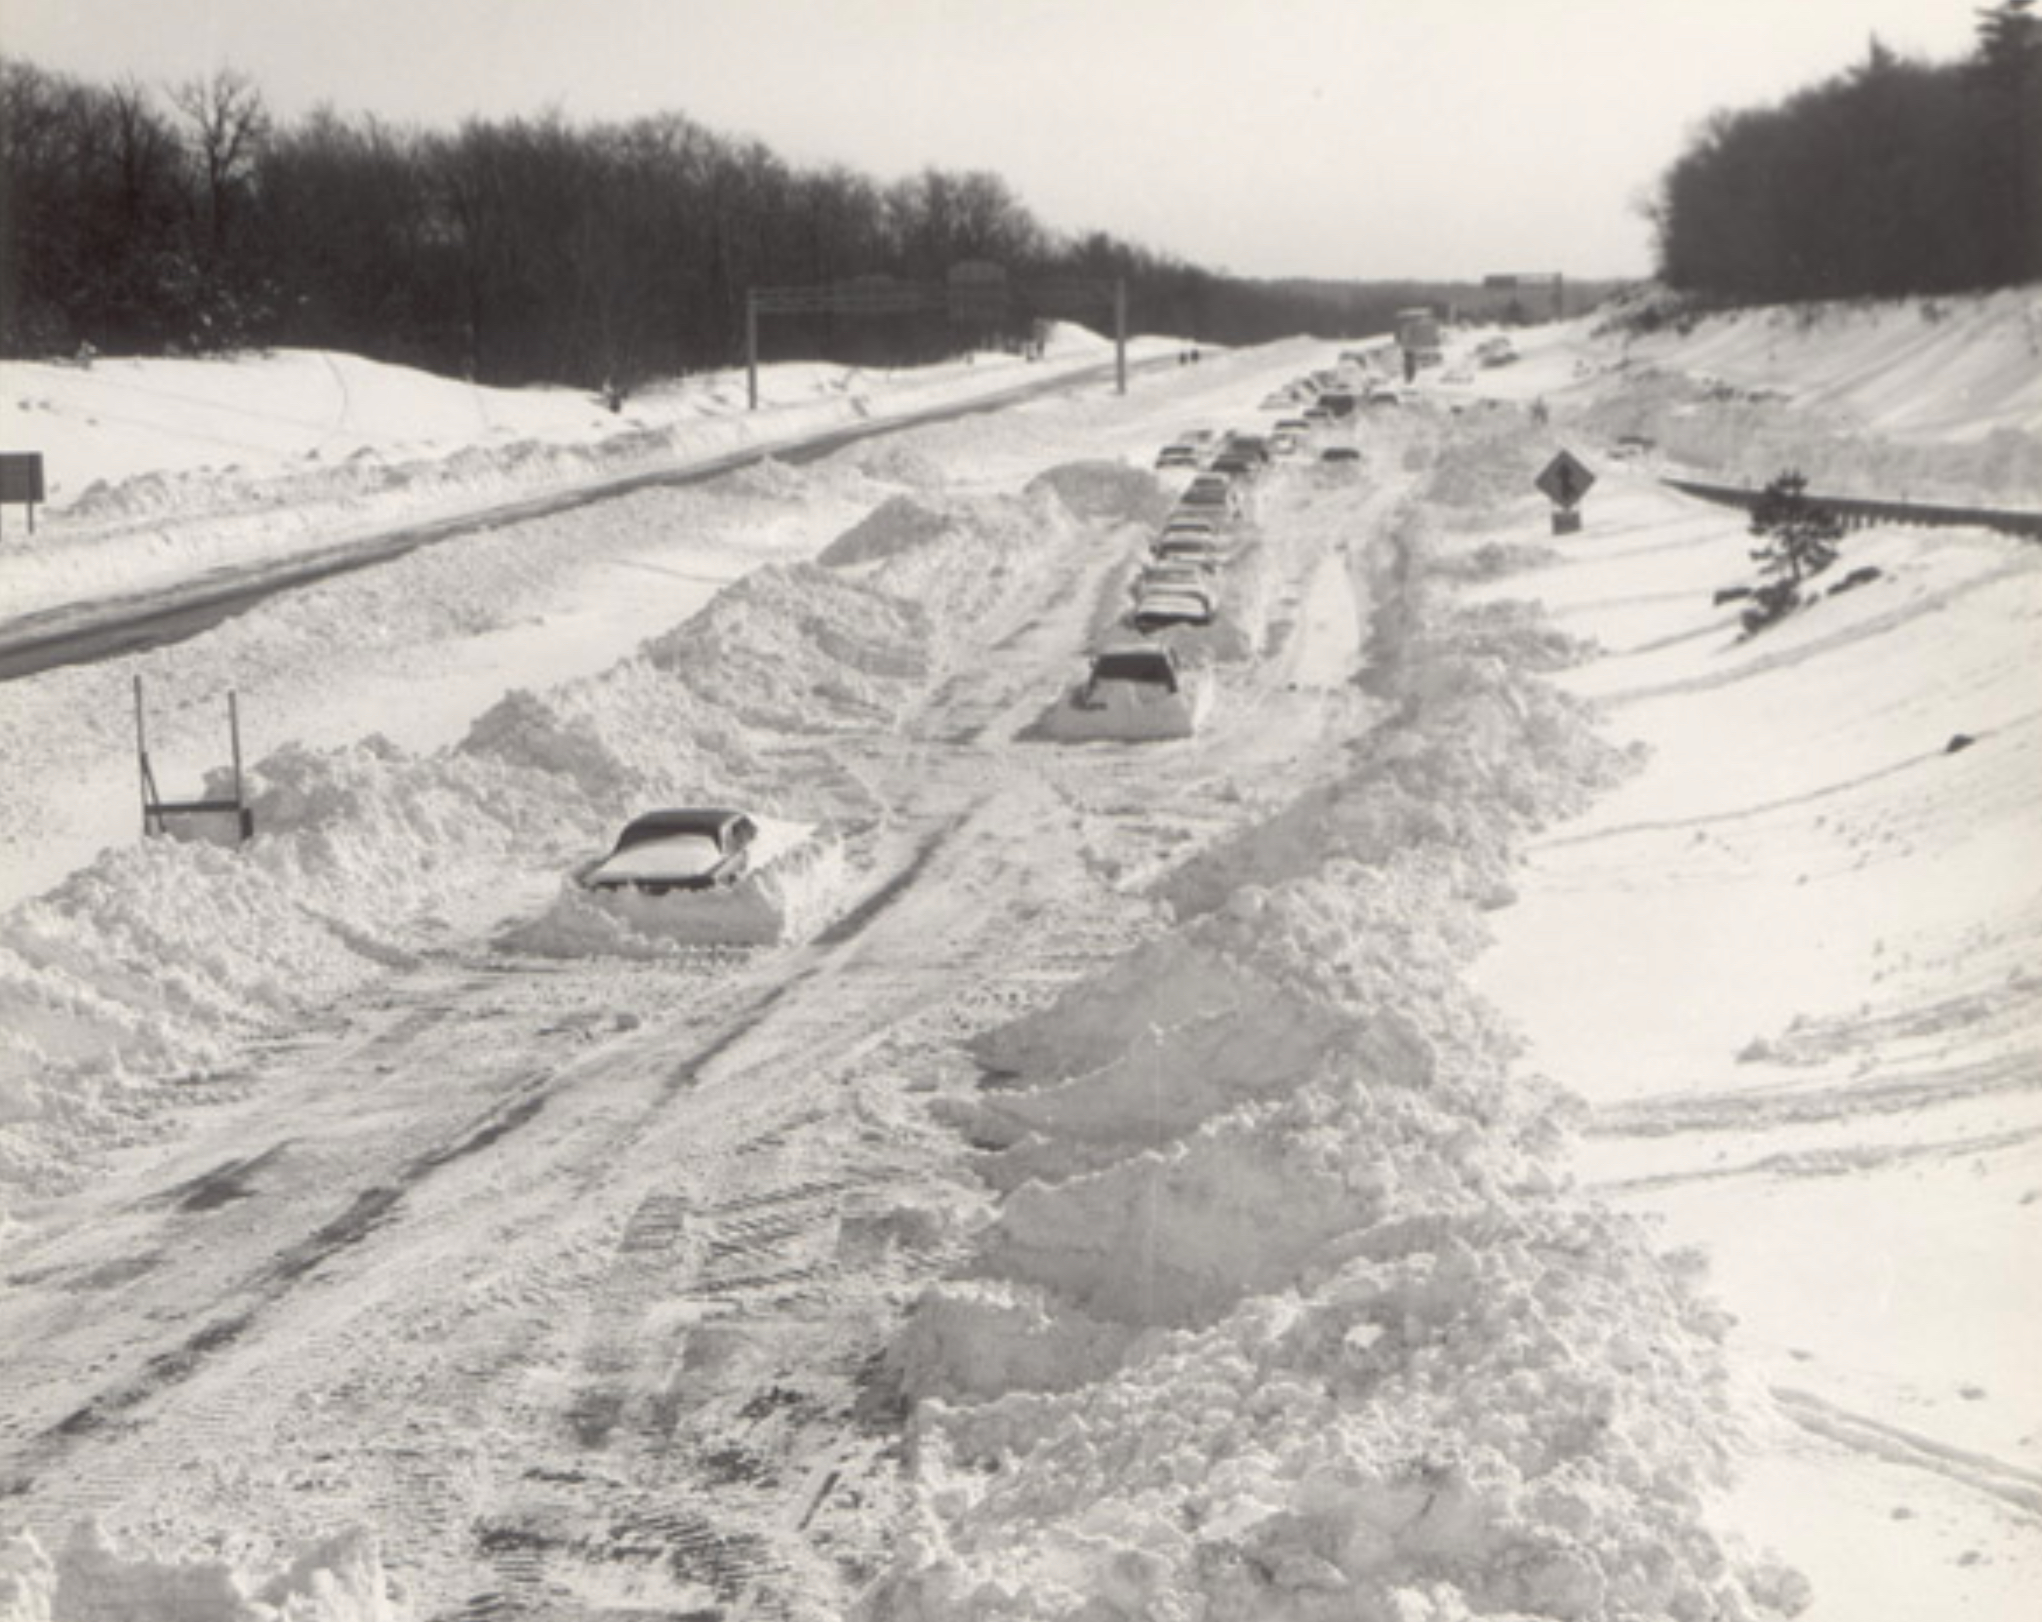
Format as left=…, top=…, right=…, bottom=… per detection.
left=1, top=296, right=2037, bottom=1619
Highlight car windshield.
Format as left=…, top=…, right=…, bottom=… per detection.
left=1089, top=650, right=1179, bottom=691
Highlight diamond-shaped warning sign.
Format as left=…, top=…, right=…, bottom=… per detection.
left=1535, top=449, right=1596, bottom=508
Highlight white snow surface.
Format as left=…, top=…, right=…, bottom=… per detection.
left=0, top=295, right=2036, bottom=1619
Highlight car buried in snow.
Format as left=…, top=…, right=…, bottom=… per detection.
left=1129, top=585, right=1217, bottom=634
left=510, top=805, right=844, bottom=952
left=1048, top=643, right=1212, bottom=741
left=1151, top=536, right=1228, bottom=572
left=1133, top=561, right=1219, bottom=597
left=1176, top=475, right=1242, bottom=521
left=579, top=808, right=760, bottom=896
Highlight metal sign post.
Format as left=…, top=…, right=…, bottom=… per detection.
left=1114, top=279, right=1127, bottom=396
left=134, top=676, right=255, bottom=844
left=746, top=291, right=759, bottom=413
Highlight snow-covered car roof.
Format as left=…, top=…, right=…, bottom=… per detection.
left=1136, top=564, right=1216, bottom=593
left=1131, top=591, right=1215, bottom=630
left=1153, top=536, right=1226, bottom=562
left=606, top=807, right=755, bottom=855
left=583, top=807, right=760, bottom=889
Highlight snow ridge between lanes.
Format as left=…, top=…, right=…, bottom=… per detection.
left=866, top=501, right=1808, bottom=1620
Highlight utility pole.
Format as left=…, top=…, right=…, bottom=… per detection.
left=746, top=291, right=760, bottom=411
left=1114, top=279, right=1128, bottom=396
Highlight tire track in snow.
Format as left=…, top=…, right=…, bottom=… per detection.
left=0, top=959, right=735, bottom=1551
left=1599, top=555, right=2037, bottom=707
left=444, top=768, right=1187, bottom=1612
left=1595, top=1121, right=2042, bottom=1192
left=6, top=1065, right=558, bottom=1507
left=1591, top=1053, right=2042, bottom=1138
left=1772, top=1386, right=2042, bottom=1517
left=1533, top=707, right=2042, bottom=851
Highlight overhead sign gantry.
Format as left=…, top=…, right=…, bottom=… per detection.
left=1483, top=272, right=1566, bottom=322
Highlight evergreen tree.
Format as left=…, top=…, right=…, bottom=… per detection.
left=1970, top=0, right=2042, bottom=285
left=1742, top=471, right=1844, bottom=632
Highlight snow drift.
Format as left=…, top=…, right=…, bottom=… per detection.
left=871, top=564, right=1796, bottom=1619
left=0, top=1520, right=400, bottom=1622
left=0, top=467, right=1143, bottom=1208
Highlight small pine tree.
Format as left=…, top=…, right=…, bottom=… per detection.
left=1749, top=470, right=1843, bottom=584
left=1741, top=470, right=1844, bottom=632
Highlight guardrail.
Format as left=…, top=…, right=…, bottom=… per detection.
left=1662, top=477, right=2042, bottom=541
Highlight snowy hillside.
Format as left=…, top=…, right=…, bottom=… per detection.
left=0, top=292, right=2036, bottom=1620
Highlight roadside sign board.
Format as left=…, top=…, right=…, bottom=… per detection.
left=0, top=451, right=44, bottom=534
left=1535, top=449, right=1596, bottom=509
left=0, top=452, right=44, bottom=504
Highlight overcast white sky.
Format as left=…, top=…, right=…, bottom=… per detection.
left=0, top=0, right=1986, bottom=281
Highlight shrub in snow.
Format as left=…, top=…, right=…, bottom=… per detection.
left=1740, top=471, right=1842, bottom=635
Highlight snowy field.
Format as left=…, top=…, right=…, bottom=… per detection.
left=0, top=291, right=2036, bottom=1619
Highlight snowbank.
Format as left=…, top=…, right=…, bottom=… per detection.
left=1611, top=288, right=2042, bottom=444
left=1567, top=289, right=2042, bottom=501
left=873, top=565, right=1794, bottom=1618
left=2, top=295, right=2032, bottom=1617
left=0, top=329, right=1151, bottom=625
left=0, top=1520, right=403, bottom=1622
left=0, top=467, right=1130, bottom=1209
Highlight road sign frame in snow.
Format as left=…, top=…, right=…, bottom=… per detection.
left=1536, top=449, right=1596, bottom=509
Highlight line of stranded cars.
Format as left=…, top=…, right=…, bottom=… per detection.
left=1052, top=442, right=1252, bottom=740
left=1055, top=357, right=1375, bottom=743
left=584, top=355, right=1382, bottom=911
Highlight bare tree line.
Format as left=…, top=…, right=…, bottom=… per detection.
left=0, top=58, right=1483, bottom=388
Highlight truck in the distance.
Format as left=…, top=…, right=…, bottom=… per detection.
left=1395, top=305, right=1443, bottom=380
